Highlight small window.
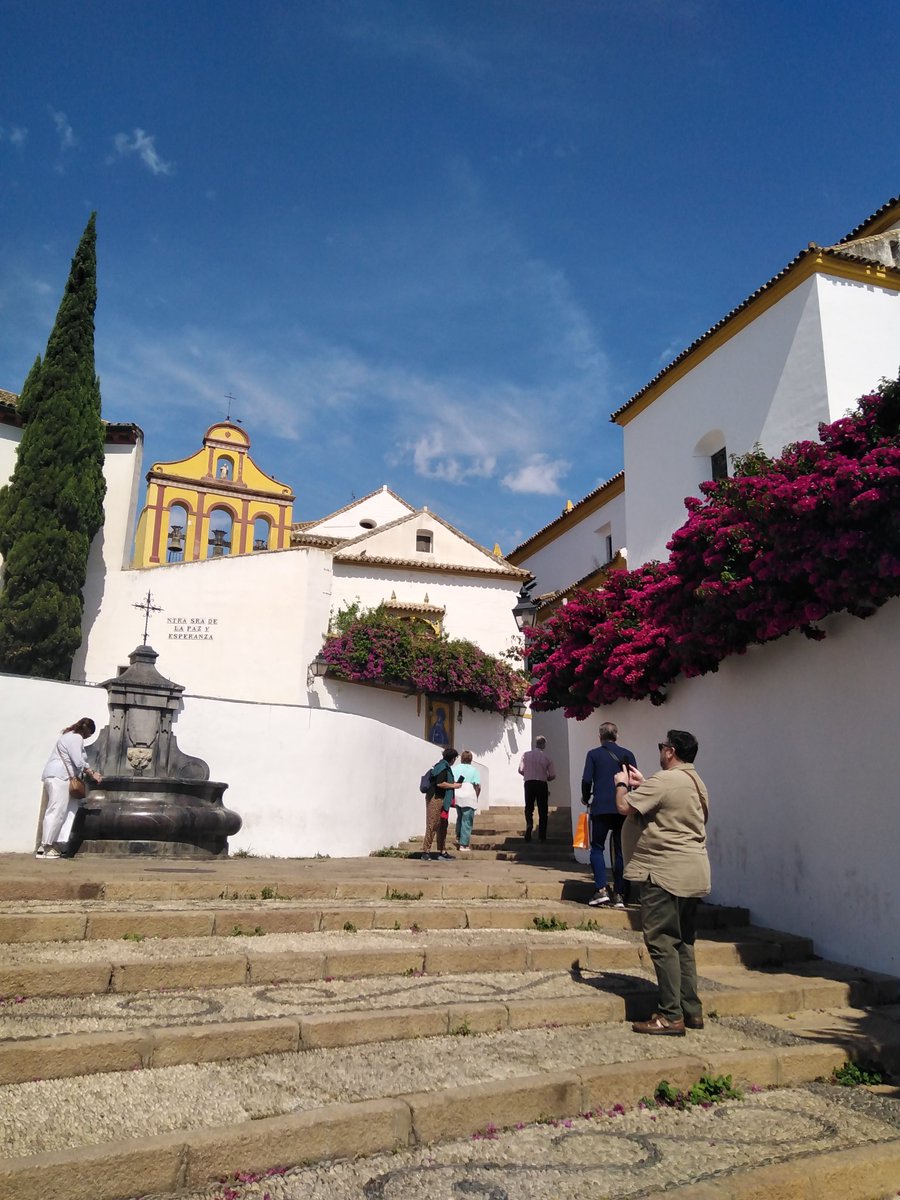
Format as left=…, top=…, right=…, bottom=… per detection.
left=359, top=518, right=376, bottom=530
left=252, top=516, right=271, bottom=552
left=596, top=522, right=613, bottom=565
left=710, top=447, right=728, bottom=482
left=216, top=456, right=234, bottom=481
left=416, top=530, right=433, bottom=553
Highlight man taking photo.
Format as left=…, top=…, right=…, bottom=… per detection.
left=614, top=729, right=710, bottom=1036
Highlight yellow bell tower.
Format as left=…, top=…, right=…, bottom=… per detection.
left=132, top=422, right=295, bottom=567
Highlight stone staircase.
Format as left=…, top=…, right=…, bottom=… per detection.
left=399, top=803, right=577, bottom=862
left=1, top=854, right=899, bottom=1200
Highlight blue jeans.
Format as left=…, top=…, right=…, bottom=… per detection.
left=455, top=806, right=475, bottom=846
left=590, top=812, right=625, bottom=894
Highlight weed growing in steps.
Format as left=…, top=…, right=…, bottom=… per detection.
left=342, top=921, right=357, bottom=933
left=575, top=919, right=602, bottom=932
left=831, top=1060, right=884, bottom=1086
left=451, top=1020, right=473, bottom=1036
left=230, top=925, right=265, bottom=937
left=532, top=915, right=569, bottom=931
left=639, top=1074, right=743, bottom=1110
left=388, top=890, right=424, bottom=900
left=370, top=847, right=409, bottom=857
left=121, top=932, right=145, bottom=942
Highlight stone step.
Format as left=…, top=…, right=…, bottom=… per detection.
left=1, top=1005, right=897, bottom=1200
left=0, top=902, right=763, bottom=945
left=0, top=919, right=812, bottom=998
left=0, top=963, right=892, bottom=1087
left=2, top=853, right=899, bottom=1200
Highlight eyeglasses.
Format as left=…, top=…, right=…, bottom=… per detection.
left=658, top=742, right=672, bottom=751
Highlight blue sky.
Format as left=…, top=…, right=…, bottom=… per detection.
left=2, top=1, right=899, bottom=552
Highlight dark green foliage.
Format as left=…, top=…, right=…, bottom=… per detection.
left=831, top=1060, right=884, bottom=1087
left=0, top=214, right=106, bottom=679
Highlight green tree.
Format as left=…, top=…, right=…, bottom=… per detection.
left=0, top=213, right=106, bottom=679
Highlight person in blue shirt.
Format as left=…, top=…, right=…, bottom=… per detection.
left=581, top=721, right=637, bottom=908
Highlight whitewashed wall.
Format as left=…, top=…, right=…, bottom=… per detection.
left=305, top=488, right=412, bottom=536
left=562, top=600, right=900, bottom=976
left=520, top=489, right=627, bottom=597
left=817, top=274, right=900, bottom=416
left=314, top=671, right=526, bottom=807
left=331, top=564, right=523, bottom=659
left=623, top=278, right=831, bottom=566
left=0, top=671, right=523, bottom=857
left=623, top=275, right=900, bottom=568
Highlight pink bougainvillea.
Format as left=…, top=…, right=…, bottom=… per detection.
left=321, top=603, right=526, bottom=713
left=526, top=380, right=900, bottom=717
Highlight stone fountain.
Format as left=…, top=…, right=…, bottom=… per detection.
left=74, top=642, right=242, bottom=859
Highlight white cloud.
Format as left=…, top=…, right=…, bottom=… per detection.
left=411, top=430, right=496, bottom=484
left=49, top=108, right=77, bottom=151
left=0, top=124, right=28, bottom=146
left=501, top=453, right=570, bottom=495
left=112, top=129, right=174, bottom=176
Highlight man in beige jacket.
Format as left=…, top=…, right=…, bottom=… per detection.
left=614, top=729, right=710, bottom=1036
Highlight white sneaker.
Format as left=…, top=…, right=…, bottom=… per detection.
left=587, top=890, right=610, bottom=907
left=42, top=847, right=62, bottom=860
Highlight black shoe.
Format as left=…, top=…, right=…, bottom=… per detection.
left=438, top=852, right=453, bottom=860
left=523, top=831, right=532, bottom=842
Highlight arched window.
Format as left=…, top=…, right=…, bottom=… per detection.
left=252, top=515, right=271, bottom=551
left=216, top=456, right=234, bottom=481
left=166, top=504, right=188, bottom=563
left=207, top=507, right=233, bottom=557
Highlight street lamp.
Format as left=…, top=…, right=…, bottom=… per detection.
left=512, top=580, right=538, bottom=675
left=512, top=581, right=538, bottom=632
left=307, top=652, right=330, bottom=687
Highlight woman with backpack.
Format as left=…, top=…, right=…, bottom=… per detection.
left=421, top=747, right=461, bottom=861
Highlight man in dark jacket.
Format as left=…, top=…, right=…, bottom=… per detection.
left=581, top=722, right=637, bottom=908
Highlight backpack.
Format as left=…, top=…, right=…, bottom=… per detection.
left=419, top=769, right=433, bottom=794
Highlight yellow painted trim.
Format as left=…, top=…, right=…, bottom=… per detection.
left=615, top=253, right=900, bottom=427
left=506, top=475, right=625, bottom=563
left=845, top=201, right=900, bottom=241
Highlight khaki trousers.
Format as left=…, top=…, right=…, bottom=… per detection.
left=639, top=879, right=702, bottom=1024
left=422, top=795, right=444, bottom=852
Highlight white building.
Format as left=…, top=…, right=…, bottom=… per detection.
left=1, top=400, right=529, bottom=858
left=508, top=193, right=900, bottom=975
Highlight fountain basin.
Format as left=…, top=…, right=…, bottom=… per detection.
left=76, top=777, right=241, bottom=859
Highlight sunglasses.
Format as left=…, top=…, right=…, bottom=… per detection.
left=658, top=742, right=673, bottom=751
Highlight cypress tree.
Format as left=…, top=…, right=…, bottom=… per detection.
left=0, top=213, right=106, bottom=679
